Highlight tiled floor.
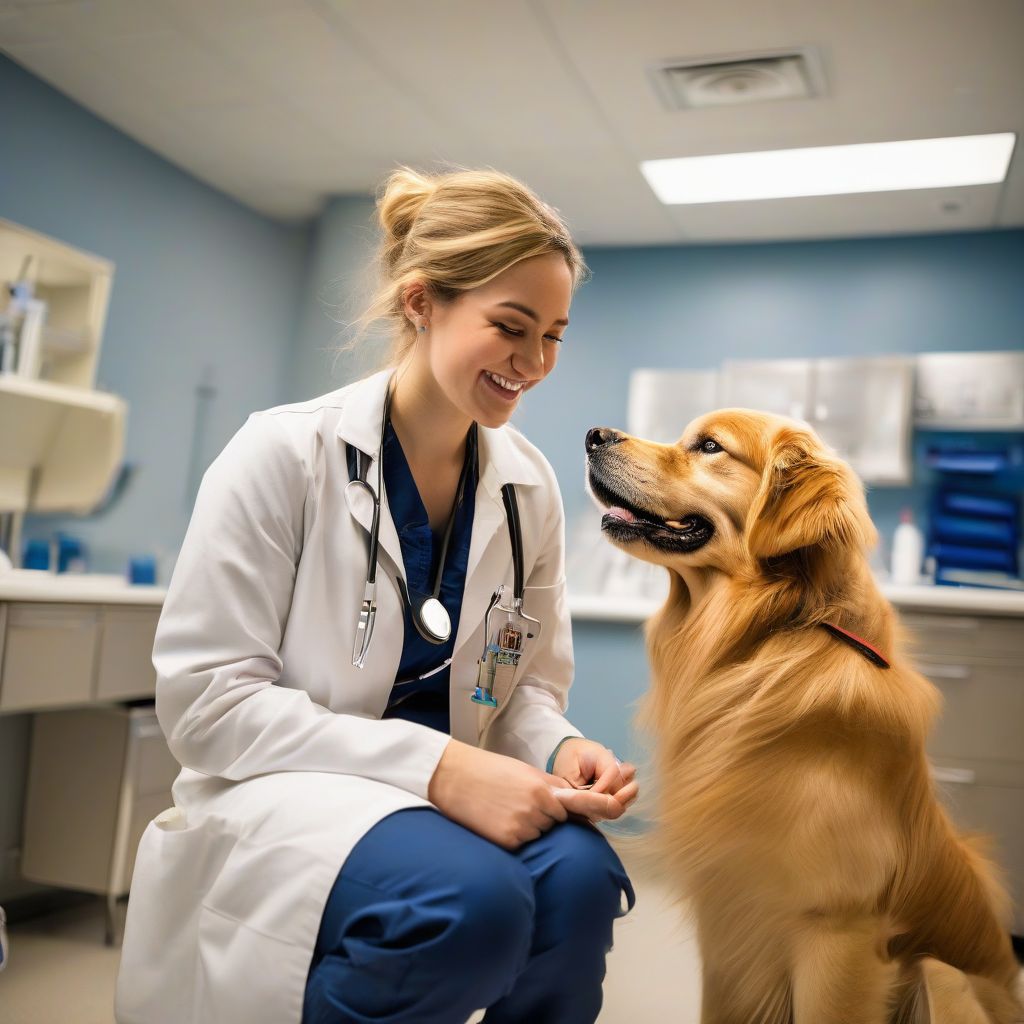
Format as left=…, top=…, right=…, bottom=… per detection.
left=0, top=869, right=703, bottom=1023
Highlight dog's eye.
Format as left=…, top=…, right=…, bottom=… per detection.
left=698, top=438, right=723, bottom=454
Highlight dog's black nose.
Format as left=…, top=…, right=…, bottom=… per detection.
left=586, top=427, right=623, bottom=453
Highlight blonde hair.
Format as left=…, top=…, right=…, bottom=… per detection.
left=348, top=165, right=589, bottom=367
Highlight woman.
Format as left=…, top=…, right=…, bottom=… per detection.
left=116, top=166, right=637, bottom=1024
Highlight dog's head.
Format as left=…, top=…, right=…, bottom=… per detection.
left=585, top=409, right=876, bottom=584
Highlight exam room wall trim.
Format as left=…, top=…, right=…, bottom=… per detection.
left=0, top=52, right=311, bottom=902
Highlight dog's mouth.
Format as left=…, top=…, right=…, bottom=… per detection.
left=589, top=472, right=715, bottom=553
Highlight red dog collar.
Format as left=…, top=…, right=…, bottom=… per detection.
left=820, top=622, right=890, bottom=669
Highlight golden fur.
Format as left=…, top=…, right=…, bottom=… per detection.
left=586, top=410, right=1022, bottom=1024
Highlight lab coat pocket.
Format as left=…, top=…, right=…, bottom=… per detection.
left=116, top=810, right=237, bottom=1024
left=477, top=577, right=561, bottom=717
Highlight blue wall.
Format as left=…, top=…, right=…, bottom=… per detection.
left=286, top=195, right=382, bottom=403
left=0, top=53, right=311, bottom=575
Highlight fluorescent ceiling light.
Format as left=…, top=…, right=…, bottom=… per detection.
left=640, top=133, right=1016, bottom=204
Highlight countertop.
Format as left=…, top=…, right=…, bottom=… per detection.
left=0, top=569, right=166, bottom=605
left=2, top=571, right=1021, bottom=617
left=568, top=579, right=1024, bottom=622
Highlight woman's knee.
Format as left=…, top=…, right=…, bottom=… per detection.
left=534, top=823, right=634, bottom=935
left=431, top=844, right=536, bottom=968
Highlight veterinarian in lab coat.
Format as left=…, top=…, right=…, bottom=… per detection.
left=116, top=166, right=637, bottom=1024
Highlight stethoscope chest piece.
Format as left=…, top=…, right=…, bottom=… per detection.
left=412, top=594, right=452, bottom=644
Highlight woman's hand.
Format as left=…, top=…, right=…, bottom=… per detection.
left=551, top=738, right=639, bottom=820
left=428, top=739, right=627, bottom=850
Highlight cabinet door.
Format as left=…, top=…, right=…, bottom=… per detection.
left=922, top=661, right=1024, bottom=763
left=95, top=606, right=160, bottom=701
left=914, top=351, right=1024, bottom=429
left=627, top=369, right=720, bottom=442
left=720, top=359, right=812, bottom=421
left=812, top=357, right=913, bottom=484
left=0, top=603, right=99, bottom=712
left=930, top=761, right=1024, bottom=933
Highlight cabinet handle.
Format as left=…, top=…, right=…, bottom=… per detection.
left=931, top=766, right=976, bottom=786
left=12, top=620, right=97, bottom=631
left=917, top=662, right=971, bottom=681
left=932, top=618, right=979, bottom=632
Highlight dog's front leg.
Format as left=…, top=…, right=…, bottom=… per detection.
left=791, top=914, right=899, bottom=1024
left=699, top=959, right=791, bottom=1024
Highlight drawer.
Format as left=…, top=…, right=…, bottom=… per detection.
left=900, top=612, right=1024, bottom=663
left=922, top=661, right=1024, bottom=764
left=115, top=790, right=173, bottom=896
left=131, top=714, right=180, bottom=796
left=95, top=606, right=160, bottom=701
left=930, top=764, right=1024, bottom=933
left=0, top=604, right=99, bottom=712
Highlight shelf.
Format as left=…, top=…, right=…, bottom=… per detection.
left=0, top=218, right=112, bottom=391
left=0, top=374, right=123, bottom=413
left=0, top=373, right=126, bottom=513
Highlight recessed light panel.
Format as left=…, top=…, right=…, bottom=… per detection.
left=640, top=133, right=1016, bottom=204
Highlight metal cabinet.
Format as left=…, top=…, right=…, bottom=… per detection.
left=20, top=706, right=179, bottom=943
left=904, top=608, right=1024, bottom=933
left=721, top=357, right=812, bottom=422
left=722, top=356, right=914, bottom=483
left=914, top=351, right=1024, bottom=429
left=627, top=369, right=721, bottom=443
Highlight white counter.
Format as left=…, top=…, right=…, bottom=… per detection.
left=0, top=569, right=165, bottom=605
left=3, top=571, right=1021, bottom=617
left=569, top=580, right=1024, bottom=623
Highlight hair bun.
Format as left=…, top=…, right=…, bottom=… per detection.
left=376, top=166, right=435, bottom=267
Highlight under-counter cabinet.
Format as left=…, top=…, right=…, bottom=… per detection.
left=0, top=601, right=160, bottom=712
left=903, top=609, right=1024, bottom=935
left=20, top=705, right=180, bottom=943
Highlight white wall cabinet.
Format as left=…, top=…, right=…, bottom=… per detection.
left=914, top=351, right=1024, bottom=430
left=627, top=368, right=721, bottom=442
left=722, top=355, right=914, bottom=483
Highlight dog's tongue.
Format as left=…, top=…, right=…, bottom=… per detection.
left=606, top=506, right=636, bottom=523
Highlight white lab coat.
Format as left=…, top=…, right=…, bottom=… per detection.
left=115, top=368, right=583, bottom=1024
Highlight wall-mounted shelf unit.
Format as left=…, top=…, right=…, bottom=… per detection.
left=0, top=220, right=125, bottom=561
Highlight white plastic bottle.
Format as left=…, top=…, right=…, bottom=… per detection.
left=891, top=507, right=924, bottom=585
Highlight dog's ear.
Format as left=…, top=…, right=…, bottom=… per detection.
left=746, top=426, right=876, bottom=566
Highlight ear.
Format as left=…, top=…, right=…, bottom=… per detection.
left=400, top=280, right=432, bottom=328
left=746, top=427, right=876, bottom=565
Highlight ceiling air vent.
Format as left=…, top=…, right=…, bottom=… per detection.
left=650, top=49, right=823, bottom=110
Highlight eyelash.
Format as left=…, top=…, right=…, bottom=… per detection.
left=494, top=321, right=564, bottom=344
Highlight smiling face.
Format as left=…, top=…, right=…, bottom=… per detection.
left=404, top=252, right=573, bottom=429
left=586, top=408, right=861, bottom=575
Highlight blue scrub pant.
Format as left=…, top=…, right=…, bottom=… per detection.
left=302, top=808, right=635, bottom=1024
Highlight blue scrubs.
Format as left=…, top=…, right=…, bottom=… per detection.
left=306, top=427, right=634, bottom=1023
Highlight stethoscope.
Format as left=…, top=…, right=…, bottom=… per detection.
left=349, top=381, right=531, bottom=711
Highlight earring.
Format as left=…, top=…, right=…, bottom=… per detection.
left=418, top=322, right=427, bottom=334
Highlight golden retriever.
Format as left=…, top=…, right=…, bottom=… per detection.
left=585, top=410, right=1022, bottom=1024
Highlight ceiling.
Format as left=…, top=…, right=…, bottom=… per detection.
left=1, top=0, right=1022, bottom=246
